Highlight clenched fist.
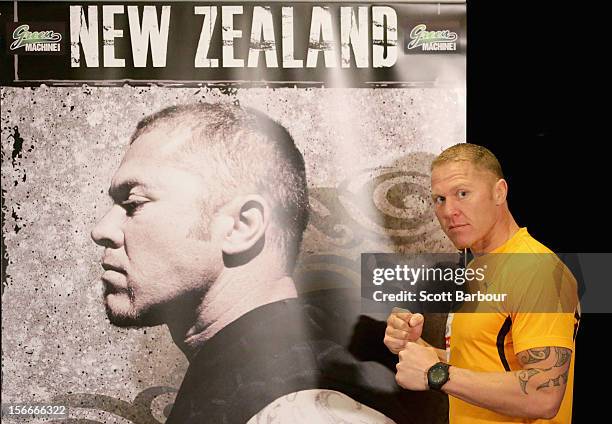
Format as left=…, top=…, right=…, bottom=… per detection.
left=383, top=308, right=425, bottom=354
left=395, top=342, right=439, bottom=391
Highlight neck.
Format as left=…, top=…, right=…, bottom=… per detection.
left=166, top=270, right=297, bottom=361
left=470, top=207, right=520, bottom=255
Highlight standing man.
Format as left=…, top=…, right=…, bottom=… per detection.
left=91, top=103, right=420, bottom=423
left=384, top=143, right=579, bottom=423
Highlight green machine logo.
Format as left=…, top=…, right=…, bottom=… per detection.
left=407, top=24, right=458, bottom=52
left=10, top=24, right=63, bottom=52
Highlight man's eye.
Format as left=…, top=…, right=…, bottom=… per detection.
left=121, top=200, right=146, bottom=215
left=458, top=191, right=468, bottom=199
left=434, top=197, right=445, bottom=205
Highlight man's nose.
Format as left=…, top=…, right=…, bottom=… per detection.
left=91, top=206, right=125, bottom=248
left=442, top=199, right=461, bottom=219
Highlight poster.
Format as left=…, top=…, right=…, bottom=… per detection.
left=1, top=1, right=466, bottom=422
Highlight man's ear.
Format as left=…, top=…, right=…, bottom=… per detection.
left=494, top=178, right=508, bottom=205
left=219, top=195, right=270, bottom=256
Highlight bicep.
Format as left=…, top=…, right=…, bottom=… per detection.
left=515, top=346, right=572, bottom=397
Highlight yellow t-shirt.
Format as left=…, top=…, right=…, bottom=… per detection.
left=448, top=228, right=580, bottom=424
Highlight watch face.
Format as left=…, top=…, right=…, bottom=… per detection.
left=430, top=367, right=447, bottom=384
left=428, top=363, right=449, bottom=390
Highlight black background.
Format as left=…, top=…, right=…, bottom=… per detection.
left=468, top=1, right=605, bottom=421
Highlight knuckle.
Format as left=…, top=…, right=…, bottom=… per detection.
left=395, top=372, right=404, bottom=387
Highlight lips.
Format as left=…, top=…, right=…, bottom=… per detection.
left=101, top=262, right=126, bottom=274
left=448, top=224, right=469, bottom=231
left=100, top=260, right=127, bottom=291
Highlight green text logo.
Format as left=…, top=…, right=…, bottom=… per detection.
left=407, top=24, right=457, bottom=51
left=10, top=25, right=62, bottom=51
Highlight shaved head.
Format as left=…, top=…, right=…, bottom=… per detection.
left=130, top=103, right=309, bottom=271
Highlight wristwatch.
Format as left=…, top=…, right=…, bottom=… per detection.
left=427, top=362, right=450, bottom=391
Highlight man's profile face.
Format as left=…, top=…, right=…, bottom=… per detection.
left=91, top=126, right=224, bottom=327
left=431, top=161, right=499, bottom=250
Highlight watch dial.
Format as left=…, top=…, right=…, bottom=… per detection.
left=431, top=367, right=445, bottom=383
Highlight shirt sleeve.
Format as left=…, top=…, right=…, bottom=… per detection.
left=511, top=312, right=576, bottom=354
left=508, top=254, right=579, bottom=354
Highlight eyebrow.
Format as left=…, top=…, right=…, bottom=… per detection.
left=431, top=182, right=470, bottom=200
left=108, top=179, right=152, bottom=201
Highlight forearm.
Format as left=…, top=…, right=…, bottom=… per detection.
left=442, top=366, right=564, bottom=419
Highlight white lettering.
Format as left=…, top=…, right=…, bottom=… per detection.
left=194, top=6, right=218, bottom=68
left=456, top=291, right=507, bottom=302
left=281, top=7, right=302, bottom=68
left=248, top=6, right=278, bottom=68
left=372, top=6, right=397, bottom=68
left=340, top=7, right=368, bottom=68
left=102, top=5, right=125, bottom=67
left=222, top=5, right=244, bottom=67
left=306, top=7, right=337, bottom=68
left=70, top=6, right=99, bottom=67
left=127, top=6, right=171, bottom=67
left=419, top=291, right=453, bottom=302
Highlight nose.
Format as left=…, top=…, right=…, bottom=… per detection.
left=440, top=198, right=461, bottom=220
left=91, top=206, right=125, bottom=248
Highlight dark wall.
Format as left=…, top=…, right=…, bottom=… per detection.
left=468, top=1, right=606, bottom=422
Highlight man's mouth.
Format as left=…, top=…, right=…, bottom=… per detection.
left=101, top=262, right=128, bottom=291
left=448, top=224, right=469, bottom=231
left=102, top=262, right=126, bottom=274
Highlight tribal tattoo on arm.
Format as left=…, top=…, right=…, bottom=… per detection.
left=516, top=347, right=572, bottom=395
left=517, top=347, right=550, bottom=364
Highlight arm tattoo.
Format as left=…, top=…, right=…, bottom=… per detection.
left=516, top=347, right=572, bottom=394
left=554, top=347, right=571, bottom=367
left=517, top=347, right=550, bottom=364
left=536, top=368, right=570, bottom=391
left=518, top=368, right=545, bottom=394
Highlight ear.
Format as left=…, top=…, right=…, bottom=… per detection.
left=219, top=195, right=270, bottom=256
left=493, top=178, right=508, bottom=205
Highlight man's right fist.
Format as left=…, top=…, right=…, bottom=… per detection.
left=383, top=308, right=425, bottom=355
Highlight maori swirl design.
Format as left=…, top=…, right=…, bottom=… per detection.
left=306, top=152, right=439, bottom=249
left=47, top=386, right=177, bottom=424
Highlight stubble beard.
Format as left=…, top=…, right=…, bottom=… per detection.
left=103, top=282, right=168, bottom=328
left=104, top=283, right=149, bottom=328
left=103, top=281, right=205, bottom=329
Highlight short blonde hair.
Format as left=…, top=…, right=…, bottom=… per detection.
left=431, top=143, right=504, bottom=180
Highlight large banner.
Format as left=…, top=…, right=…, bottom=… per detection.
left=1, top=1, right=466, bottom=423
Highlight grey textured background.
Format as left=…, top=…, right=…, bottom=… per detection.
left=1, top=86, right=464, bottom=422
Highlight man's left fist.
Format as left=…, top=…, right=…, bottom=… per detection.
left=395, top=342, right=439, bottom=391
